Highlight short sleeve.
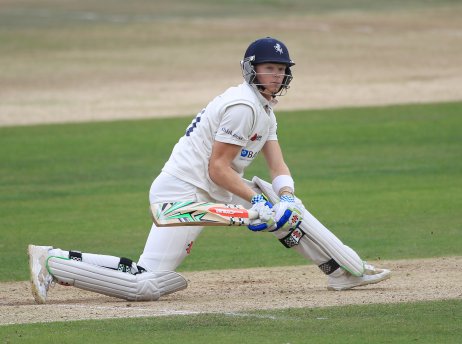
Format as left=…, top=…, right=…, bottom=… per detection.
left=267, top=111, right=278, bottom=141
left=214, top=104, right=254, bottom=146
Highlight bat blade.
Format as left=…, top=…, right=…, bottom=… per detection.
left=150, top=202, right=258, bottom=227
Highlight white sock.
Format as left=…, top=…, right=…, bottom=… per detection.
left=48, top=249, right=120, bottom=269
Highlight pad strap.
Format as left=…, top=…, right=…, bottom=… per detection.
left=118, top=257, right=134, bottom=273
left=318, top=259, right=340, bottom=275
left=69, top=250, right=82, bottom=261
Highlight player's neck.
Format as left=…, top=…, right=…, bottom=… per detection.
left=259, top=90, right=274, bottom=101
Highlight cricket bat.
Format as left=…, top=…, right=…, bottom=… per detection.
left=150, top=201, right=258, bottom=227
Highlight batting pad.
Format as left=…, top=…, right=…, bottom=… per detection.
left=47, top=256, right=188, bottom=301
left=251, top=176, right=365, bottom=276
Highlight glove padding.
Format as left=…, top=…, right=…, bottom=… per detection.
left=271, top=201, right=304, bottom=232
left=247, top=200, right=276, bottom=232
left=247, top=193, right=304, bottom=232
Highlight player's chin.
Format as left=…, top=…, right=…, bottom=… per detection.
left=266, top=84, right=281, bottom=93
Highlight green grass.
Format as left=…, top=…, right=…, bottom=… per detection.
left=1, top=1, right=461, bottom=341
left=1, top=0, right=458, bottom=30
left=1, top=101, right=461, bottom=281
left=1, top=300, right=461, bottom=343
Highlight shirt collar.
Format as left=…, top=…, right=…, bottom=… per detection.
left=244, top=82, right=278, bottom=112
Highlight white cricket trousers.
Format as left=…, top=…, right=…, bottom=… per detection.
left=137, top=172, right=213, bottom=271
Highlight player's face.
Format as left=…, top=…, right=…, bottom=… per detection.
left=255, top=63, right=287, bottom=97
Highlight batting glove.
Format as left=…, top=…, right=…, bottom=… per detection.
left=271, top=194, right=303, bottom=232
left=247, top=194, right=276, bottom=232
left=280, top=194, right=295, bottom=203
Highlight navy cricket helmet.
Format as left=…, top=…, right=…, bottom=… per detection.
left=241, top=37, right=295, bottom=96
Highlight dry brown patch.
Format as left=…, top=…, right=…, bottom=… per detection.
left=1, top=7, right=461, bottom=127
left=1, top=257, right=461, bottom=325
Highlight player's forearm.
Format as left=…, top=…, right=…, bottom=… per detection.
left=262, top=141, right=292, bottom=180
left=268, top=161, right=291, bottom=181
left=209, top=165, right=255, bottom=202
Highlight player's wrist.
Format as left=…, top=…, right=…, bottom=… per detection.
left=272, top=175, right=295, bottom=197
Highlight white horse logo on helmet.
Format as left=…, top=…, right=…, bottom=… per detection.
left=274, top=43, right=283, bottom=54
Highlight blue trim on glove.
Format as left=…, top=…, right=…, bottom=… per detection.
left=269, top=208, right=293, bottom=232
left=248, top=222, right=270, bottom=232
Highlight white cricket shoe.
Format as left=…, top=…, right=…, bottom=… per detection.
left=28, top=244, right=54, bottom=304
left=327, top=263, right=391, bottom=291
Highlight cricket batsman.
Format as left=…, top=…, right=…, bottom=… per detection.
left=29, top=37, right=391, bottom=304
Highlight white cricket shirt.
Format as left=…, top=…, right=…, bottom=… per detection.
left=162, top=82, right=278, bottom=202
